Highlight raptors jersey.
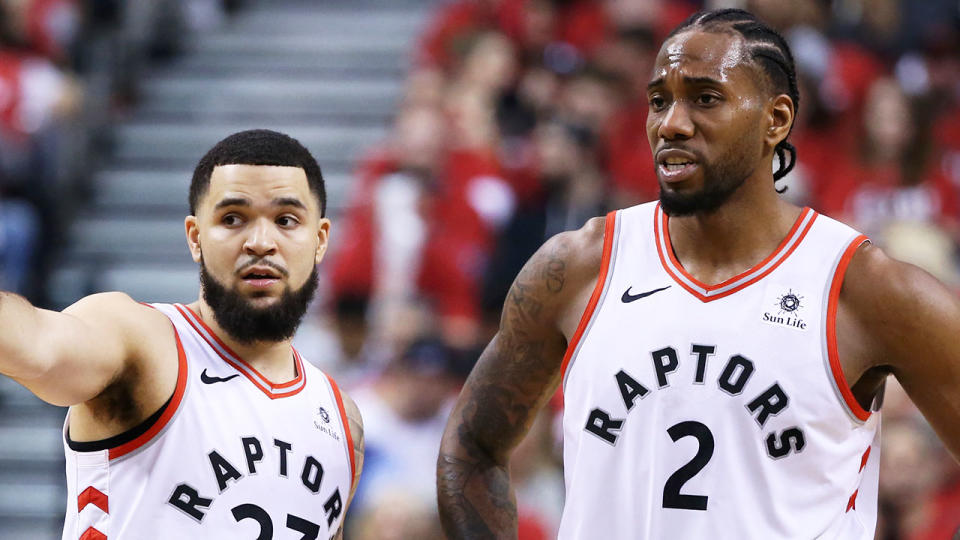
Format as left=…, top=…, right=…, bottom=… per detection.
left=559, top=203, right=881, bottom=539
left=62, top=303, right=355, bottom=540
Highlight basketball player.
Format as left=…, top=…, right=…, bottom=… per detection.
left=0, top=129, right=363, bottom=538
left=438, top=9, right=960, bottom=539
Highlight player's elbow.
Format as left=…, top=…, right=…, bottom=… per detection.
left=439, top=416, right=503, bottom=468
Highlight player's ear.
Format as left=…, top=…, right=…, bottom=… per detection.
left=185, top=215, right=202, bottom=263
left=765, top=94, right=794, bottom=148
left=315, top=218, right=331, bottom=265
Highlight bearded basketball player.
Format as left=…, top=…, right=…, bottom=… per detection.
left=438, top=9, right=960, bottom=539
left=0, top=129, right=363, bottom=539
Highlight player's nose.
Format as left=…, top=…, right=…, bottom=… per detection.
left=242, top=217, right=278, bottom=256
left=657, top=101, right=695, bottom=141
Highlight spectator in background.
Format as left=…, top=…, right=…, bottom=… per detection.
left=820, top=77, right=959, bottom=240
left=0, top=0, right=81, bottom=298
left=877, top=380, right=960, bottom=539
left=595, top=26, right=661, bottom=206
left=347, top=336, right=462, bottom=536
left=531, top=116, right=607, bottom=239
left=294, top=292, right=385, bottom=391
left=331, top=104, right=448, bottom=341
left=334, top=41, right=517, bottom=346
left=482, top=115, right=607, bottom=335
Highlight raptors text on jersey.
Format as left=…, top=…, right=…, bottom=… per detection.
left=62, top=303, right=355, bottom=540
left=558, top=203, right=881, bottom=539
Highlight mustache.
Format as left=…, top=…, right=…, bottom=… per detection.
left=234, top=258, right=290, bottom=278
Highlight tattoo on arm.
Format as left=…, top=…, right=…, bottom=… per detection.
left=438, top=239, right=575, bottom=538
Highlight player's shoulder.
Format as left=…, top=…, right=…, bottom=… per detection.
left=843, top=242, right=938, bottom=303
left=513, top=215, right=611, bottom=332
left=540, top=215, right=608, bottom=274
left=841, top=242, right=957, bottom=336
left=63, top=292, right=173, bottom=338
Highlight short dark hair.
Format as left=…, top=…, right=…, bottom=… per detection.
left=189, top=129, right=326, bottom=216
left=667, top=9, right=800, bottom=191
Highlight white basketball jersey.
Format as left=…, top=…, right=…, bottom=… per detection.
left=62, top=303, right=355, bottom=540
left=559, top=202, right=881, bottom=539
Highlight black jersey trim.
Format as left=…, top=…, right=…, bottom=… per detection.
left=66, top=394, right=173, bottom=453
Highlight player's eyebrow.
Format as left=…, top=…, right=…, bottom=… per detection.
left=647, top=75, right=725, bottom=91
left=213, top=196, right=307, bottom=211
left=271, top=197, right=307, bottom=210
left=213, top=197, right=250, bottom=210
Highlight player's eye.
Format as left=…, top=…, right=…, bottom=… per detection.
left=649, top=95, right=668, bottom=112
left=222, top=214, right=243, bottom=226
left=276, top=215, right=299, bottom=228
left=696, top=93, right=720, bottom=106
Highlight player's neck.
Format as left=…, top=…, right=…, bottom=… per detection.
left=666, top=184, right=802, bottom=286
left=188, top=300, right=298, bottom=383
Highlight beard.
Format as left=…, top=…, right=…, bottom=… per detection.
left=658, top=148, right=756, bottom=217
left=199, top=259, right=318, bottom=345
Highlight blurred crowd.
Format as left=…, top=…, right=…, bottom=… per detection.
left=0, top=0, right=241, bottom=303
left=0, top=0, right=82, bottom=301
left=302, top=0, right=960, bottom=538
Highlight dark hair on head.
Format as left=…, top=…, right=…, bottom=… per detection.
left=189, top=129, right=326, bottom=216
left=668, top=9, right=800, bottom=193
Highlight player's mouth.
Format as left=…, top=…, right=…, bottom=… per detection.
left=657, top=149, right=699, bottom=184
left=240, top=266, right=282, bottom=289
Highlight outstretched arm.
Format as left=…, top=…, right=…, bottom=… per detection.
left=840, top=244, right=960, bottom=460
left=0, top=291, right=162, bottom=407
left=437, top=218, right=604, bottom=538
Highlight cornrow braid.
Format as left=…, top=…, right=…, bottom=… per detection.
left=668, top=9, right=800, bottom=192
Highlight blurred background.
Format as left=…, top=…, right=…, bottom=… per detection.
left=0, top=0, right=957, bottom=538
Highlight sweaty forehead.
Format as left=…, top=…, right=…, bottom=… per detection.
left=651, top=30, right=752, bottom=85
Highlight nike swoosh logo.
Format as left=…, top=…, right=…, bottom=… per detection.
left=622, top=285, right=671, bottom=303
left=200, top=369, right=240, bottom=384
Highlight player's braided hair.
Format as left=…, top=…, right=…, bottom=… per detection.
left=668, top=9, right=800, bottom=193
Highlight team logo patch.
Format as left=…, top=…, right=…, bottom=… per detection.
left=762, top=288, right=808, bottom=330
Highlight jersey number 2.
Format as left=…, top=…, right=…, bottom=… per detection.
left=662, top=421, right=714, bottom=511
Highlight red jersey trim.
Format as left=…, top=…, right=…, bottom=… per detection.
left=79, top=527, right=107, bottom=540
left=109, top=327, right=188, bottom=460
left=77, top=486, right=108, bottom=514
left=327, top=374, right=356, bottom=493
left=859, top=446, right=871, bottom=472
left=655, top=204, right=817, bottom=302
left=560, top=211, right=617, bottom=385
left=175, top=304, right=306, bottom=399
left=826, top=235, right=872, bottom=422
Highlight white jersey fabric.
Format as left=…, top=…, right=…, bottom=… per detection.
left=62, top=303, right=355, bottom=540
left=559, top=202, right=881, bottom=539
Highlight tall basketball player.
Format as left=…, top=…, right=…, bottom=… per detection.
left=438, top=9, right=960, bottom=539
left=0, top=130, right=363, bottom=538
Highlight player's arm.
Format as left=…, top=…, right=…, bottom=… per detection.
left=332, top=390, right=363, bottom=540
left=840, top=244, right=960, bottom=460
left=0, top=291, right=151, bottom=407
left=437, top=218, right=604, bottom=539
